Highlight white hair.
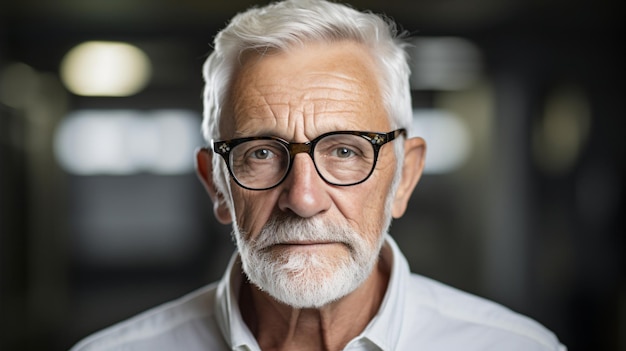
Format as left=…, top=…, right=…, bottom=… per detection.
left=202, top=0, right=412, bottom=207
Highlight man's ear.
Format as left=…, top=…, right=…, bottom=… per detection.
left=195, top=148, right=233, bottom=224
left=392, top=137, right=426, bottom=218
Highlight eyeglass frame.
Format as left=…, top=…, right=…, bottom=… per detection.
left=210, top=128, right=407, bottom=191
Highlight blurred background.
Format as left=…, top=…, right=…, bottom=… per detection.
left=0, top=0, right=623, bottom=350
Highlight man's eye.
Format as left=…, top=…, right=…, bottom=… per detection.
left=331, top=147, right=357, bottom=158
left=250, top=148, right=275, bottom=159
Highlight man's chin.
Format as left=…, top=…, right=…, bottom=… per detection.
left=242, top=252, right=369, bottom=309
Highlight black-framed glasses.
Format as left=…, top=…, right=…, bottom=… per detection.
left=211, top=129, right=406, bottom=191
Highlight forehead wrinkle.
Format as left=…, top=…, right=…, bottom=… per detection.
left=303, top=73, right=382, bottom=114
left=304, top=75, right=373, bottom=97
left=234, top=87, right=367, bottom=135
left=230, top=84, right=285, bottom=137
left=301, top=80, right=374, bottom=115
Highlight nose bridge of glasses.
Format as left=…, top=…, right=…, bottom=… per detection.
left=288, top=142, right=314, bottom=158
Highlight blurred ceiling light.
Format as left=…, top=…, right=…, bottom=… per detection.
left=54, top=109, right=202, bottom=175
left=409, top=37, right=482, bottom=91
left=532, top=85, right=591, bottom=175
left=412, top=109, right=472, bottom=174
left=60, top=41, right=151, bottom=96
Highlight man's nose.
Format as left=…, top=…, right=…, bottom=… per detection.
left=277, top=153, right=331, bottom=218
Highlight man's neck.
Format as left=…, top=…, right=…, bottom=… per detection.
left=239, top=254, right=391, bottom=351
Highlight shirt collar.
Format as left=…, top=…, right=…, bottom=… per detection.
left=214, top=254, right=260, bottom=350
left=214, top=234, right=409, bottom=351
left=354, top=234, right=409, bottom=351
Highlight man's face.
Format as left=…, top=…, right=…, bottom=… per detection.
left=219, top=41, right=400, bottom=307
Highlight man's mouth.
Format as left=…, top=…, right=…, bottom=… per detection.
left=266, top=241, right=349, bottom=253
left=281, top=240, right=335, bottom=245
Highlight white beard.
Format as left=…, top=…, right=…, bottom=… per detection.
left=234, top=214, right=386, bottom=308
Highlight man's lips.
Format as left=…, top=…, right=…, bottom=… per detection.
left=281, top=240, right=336, bottom=245
left=261, top=241, right=344, bottom=251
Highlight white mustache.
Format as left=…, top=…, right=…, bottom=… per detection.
left=249, top=214, right=359, bottom=252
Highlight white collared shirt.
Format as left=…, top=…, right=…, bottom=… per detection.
left=71, top=235, right=566, bottom=351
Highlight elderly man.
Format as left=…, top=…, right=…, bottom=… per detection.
left=72, top=0, right=566, bottom=350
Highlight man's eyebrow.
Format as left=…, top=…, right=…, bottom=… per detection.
left=232, top=128, right=280, bottom=139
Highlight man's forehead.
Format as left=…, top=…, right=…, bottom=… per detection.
left=219, top=42, right=389, bottom=139
left=221, top=93, right=389, bottom=140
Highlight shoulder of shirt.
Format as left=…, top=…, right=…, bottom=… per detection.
left=70, top=282, right=220, bottom=351
left=405, top=273, right=565, bottom=350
